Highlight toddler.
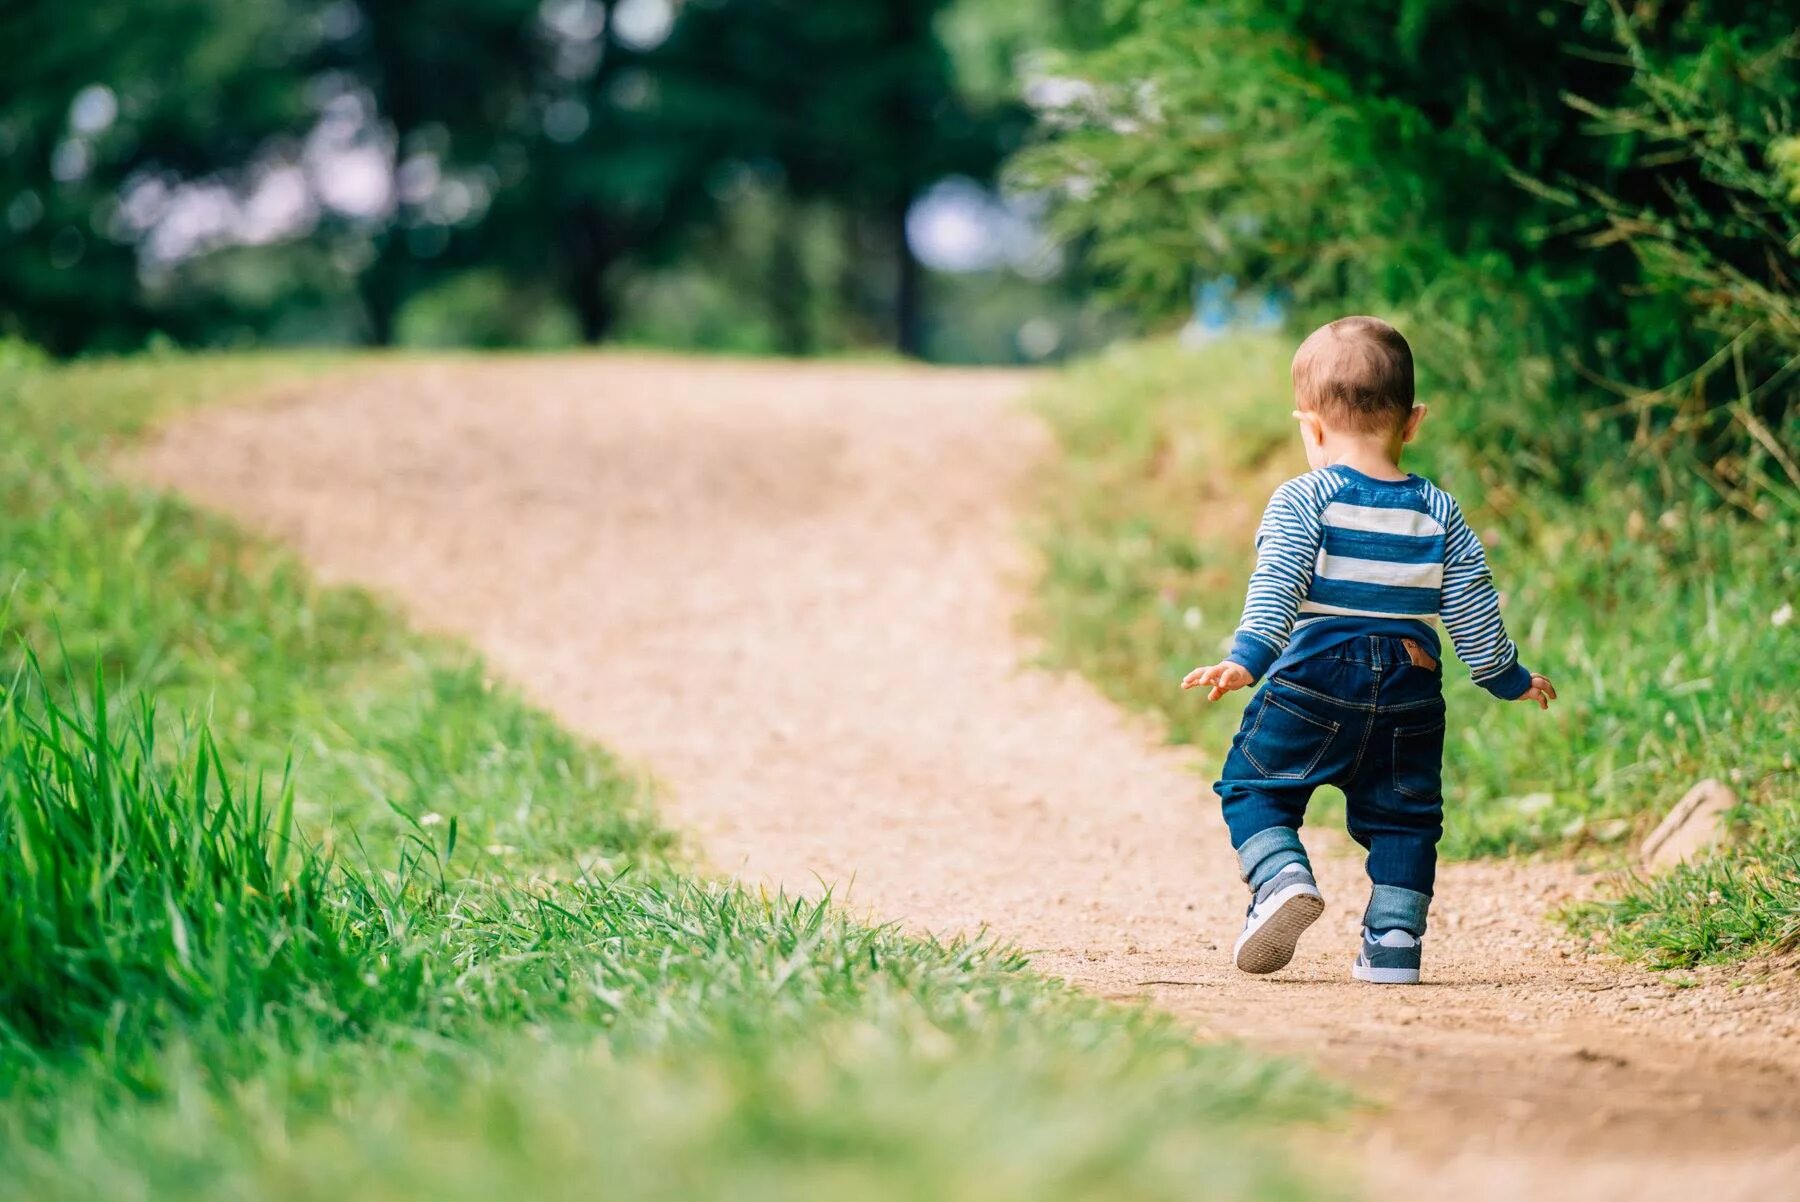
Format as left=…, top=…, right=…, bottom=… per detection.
left=1182, top=316, right=1555, bottom=984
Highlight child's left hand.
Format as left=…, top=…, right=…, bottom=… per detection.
left=1182, top=661, right=1254, bottom=701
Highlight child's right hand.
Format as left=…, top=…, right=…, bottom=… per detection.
left=1515, top=672, right=1557, bottom=710
left=1181, top=661, right=1254, bottom=701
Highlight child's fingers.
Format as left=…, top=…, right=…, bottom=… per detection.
left=1187, top=663, right=1251, bottom=699
left=1533, top=675, right=1558, bottom=701
left=1207, top=669, right=1252, bottom=701
left=1184, top=665, right=1219, bottom=690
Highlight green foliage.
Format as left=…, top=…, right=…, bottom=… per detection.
left=649, top=0, right=1031, bottom=355
left=394, top=270, right=582, bottom=349
left=1012, top=0, right=1800, bottom=495
left=1559, top=11, right=1800, bottom=509
left=0, top=0, right=319, bottom=353
left=1026, top=337, right=1799, bottom=956
left=0, top=351, right=1343, bottom=1199
left=1, top=0, right=1044, bottom=358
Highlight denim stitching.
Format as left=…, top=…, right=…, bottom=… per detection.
left=1267, top=676, right=1441, bottom=713
left=1344, top=637, right=1381, bottom=780
left=1242, top=693, right=1340, bottom=780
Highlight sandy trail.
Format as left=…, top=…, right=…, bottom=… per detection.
left=132, top=356, right=1800, bottom=1200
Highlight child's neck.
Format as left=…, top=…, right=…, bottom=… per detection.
left=1319, top=435, right=1408, bottom=481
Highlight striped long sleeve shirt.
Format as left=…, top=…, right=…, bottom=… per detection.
left=1225, top=465, right=1533, bottom=700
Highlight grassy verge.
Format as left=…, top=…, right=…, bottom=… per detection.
left=0, top=345, right=1341, bottom=1201
left=1028, top=337, right=1800, bottom=967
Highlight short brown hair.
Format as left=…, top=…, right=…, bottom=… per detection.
left=1291, top=316, right=1415, bottom=434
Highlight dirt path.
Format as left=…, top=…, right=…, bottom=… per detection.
left=132, top=356, right=1800, bottom=1200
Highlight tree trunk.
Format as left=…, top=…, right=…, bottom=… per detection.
left=358, top=239, right=402, bottom=347
left=565, top=202, right=621, bottom=345
left=892, top=197, right=923, bottom=359
left=880, top=0, right=926, bottom=359
left=572, top=279, right=615, bottom=344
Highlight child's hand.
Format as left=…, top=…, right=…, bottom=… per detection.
left=1181, top=661, right=1254, bottom=701
left=1515, top=672, right=1557, bottom=710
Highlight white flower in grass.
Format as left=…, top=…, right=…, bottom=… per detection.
left=419, top=811, right=444, bottom=827
left=1182, top=606, right=1203, bottom=630
left=1773, top=603, right=1794, bottom=629
left=1511, top=792, right=1554, bottom=815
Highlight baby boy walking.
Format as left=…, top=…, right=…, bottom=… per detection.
left=1183, top=316, right=1555, bottom=984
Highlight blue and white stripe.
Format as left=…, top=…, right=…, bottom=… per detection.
left=1226, top=466, right=1532, bottom=699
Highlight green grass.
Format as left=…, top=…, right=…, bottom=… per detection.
left=0, top=344, right=1342, bottom=1202
left=1028, top=336, right=1800, bottom=967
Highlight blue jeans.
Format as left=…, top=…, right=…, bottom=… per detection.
left=1215, top=635, right=1446, bottom=936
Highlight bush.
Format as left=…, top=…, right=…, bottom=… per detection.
left=1011, top=0, right=1800, bottom=500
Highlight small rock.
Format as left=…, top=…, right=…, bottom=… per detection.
left=1640, top=779, right=1739, bottom=872
left=1573, top=1047, right=1629, bottom=1067
left=1593, top=818, right=1632, bottom=843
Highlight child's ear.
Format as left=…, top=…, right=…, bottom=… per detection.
left=1401, top=404, right=1428, bottom=444
left=1294, top=410, right=1325, bottom=453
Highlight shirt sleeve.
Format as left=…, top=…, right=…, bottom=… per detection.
left=1226, top=478, right=1325, bottom=681
left=1439, top=500, right=1533, bottom=699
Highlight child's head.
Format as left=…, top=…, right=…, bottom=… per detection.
left=1290, top=317, right=1420, bottom=456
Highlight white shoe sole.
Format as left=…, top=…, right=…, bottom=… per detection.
left=1232, top=883, right=1325, bottom=975
left=1352, top=963, right=1421, bottom=984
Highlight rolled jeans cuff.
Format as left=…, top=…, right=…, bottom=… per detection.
left=1235, top=826, right=1309, bottom=889
left=1364, top=884, right=1431, bottom=937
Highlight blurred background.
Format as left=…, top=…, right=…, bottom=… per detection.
left=0, top=0, right=1124, bottom=365
left=3, top=0, right=1798, bottom=478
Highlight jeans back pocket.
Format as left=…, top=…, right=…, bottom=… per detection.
left=1243, top=692, right=1340, bottom=780
left=1392, top=718, right=1447, bottom=800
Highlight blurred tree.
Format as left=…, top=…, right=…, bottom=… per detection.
left=653, top=0, right=1029, bottom=356
left=0, top=0, right=1050, bottom=358
left=0, top=0, right=316, bottom=353
left=312, top=0, right=542, bottom=344
left=473, top=0, right=721, bottom=344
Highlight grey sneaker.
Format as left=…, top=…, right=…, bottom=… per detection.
left=1353, top=927, right=1422, bottom=984
left=1232, top=863, right=1325, bottom=974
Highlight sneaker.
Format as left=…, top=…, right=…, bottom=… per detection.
left=1352, top=927, right=1422, bottom=984
left=1232, top=863, right=1325, bottom=975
